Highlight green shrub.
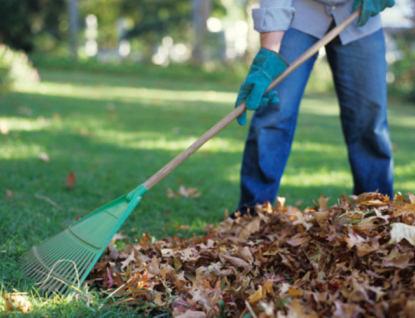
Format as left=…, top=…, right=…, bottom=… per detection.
left=390, top=57, right=415, bottom=103
left=29, top=53, right=247, bottom=86
left=0, top=44, right=40, bottom=91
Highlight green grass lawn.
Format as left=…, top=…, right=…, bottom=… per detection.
left=1, top=67, right=414, bottom=316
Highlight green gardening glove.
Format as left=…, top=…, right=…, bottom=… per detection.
left=235, top=48, right=288, bottom=126
left=353, top=0, right=395, bottom=27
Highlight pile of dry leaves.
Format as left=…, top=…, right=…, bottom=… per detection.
left=88, top=192, right=415, bottom=317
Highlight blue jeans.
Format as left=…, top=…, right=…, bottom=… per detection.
left=237, top=28, right=394, bottom=212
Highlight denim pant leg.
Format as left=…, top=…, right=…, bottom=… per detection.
left=325, top=29, right=394, bottom=197
left=237, top=29, right=319, bottom=212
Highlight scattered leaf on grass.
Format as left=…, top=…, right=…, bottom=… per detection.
left=38, top=152, right=50, bottom=162
left=167, top=188, right=176, bottom=199
left=167, top=185, right=201, bottom=199
left=52, top=113, right=62, bottom=122
left=111, top=233, right=127, bottom=243
left=179, top=185, right=201, bottom=198
left=175, top=224, right=189, bottom=231
left=3, top=293, right=32, bottom=313
left=66, top=171, right=75, bottom=189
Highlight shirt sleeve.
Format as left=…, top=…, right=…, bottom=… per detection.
left=252, top=0, right=295, bottom=32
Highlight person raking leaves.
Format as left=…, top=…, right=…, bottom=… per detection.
left=233, top=0, right=395, bottom=217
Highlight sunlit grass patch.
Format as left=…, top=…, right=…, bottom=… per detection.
left=15, top=81, right=236, bottom=105
left=281, top=170, right=353, bottom=188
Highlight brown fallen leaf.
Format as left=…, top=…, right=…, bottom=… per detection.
left=393, top=203, right=415, bottom=219
left=383, top=247, right=413, bottom=269
left=52, top=113, right=62, bottom=122
left=332, top=301, right=363, bottom=318
left=38, top=152, right=50, bottom=162
left=287, top=233, right=311, bottom=247
left=239, top=246, right=254, bottom=264
left=345, top=231, right=366, bottom=249
left=239, top=217, right=261, bottom=239
left=167, top=188, right=177, bottom=199
left=247, top=280, right=274, bottom=304
left=247, top=285, right=264, bottom=304
left=175, top=224, right=190, bottom=231
left=279, top=299, right=318, bottom=318
left=388, top=223, right=415, bottom=246
left=313, top=211, right=330, bottom=229
left=220, top=254, right=251, bottom=273
left=288, top=210, right=313, bottom=231
left=167, top=186, right=201, bottom=199
left=120, top=251, right=135, bottom=270
left=179, top=185, right=201, bottom=198
left=174, top=309, right=206, bottom=318
left=317, top=194, right=331, bottom=211
left=287, top=287, right=303, bottom=297
left=357, top=216, right=388, bottom=230
left=402, top=300, right=415, bottom=318
left=111, top=233, right=127, bottom=243
left=66, top=171, right=75, bottom=189
left=3, top=293, right=32, bottom=313
left=356, top=238, right=380, bottom=257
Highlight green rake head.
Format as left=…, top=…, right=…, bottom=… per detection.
left=21, top=185, right=147, bottom=296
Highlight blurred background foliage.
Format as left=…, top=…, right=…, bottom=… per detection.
left=387, top=26, right=415, bottom=101
left=0, top=0, right=414, bottom=100
left=0, top=44, right=40, bottom=92
left=0, top=0, right=67, bottom=53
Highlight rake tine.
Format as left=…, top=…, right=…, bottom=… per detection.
left=55, top=247, right=86, bottom=275
left=45, top=277, right=65, bottom=296
left=58, top=250, right=90, bottom=283
left=29, top=266, right=48, bottom=281
left=22, top=256, right=37, bottom=273
left=41, top=279, right=56, bottom=295
left=40, top=238, right=71, bottom=264
left=77, top=253, right=95, bottom=283
left=56, top=280, right=71, bottom=296
left=70, top=253, right=89, bottom=280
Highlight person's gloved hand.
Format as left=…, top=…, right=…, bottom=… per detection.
left=235, top=48, right=288, bottom=126
left=353, top=0, right=395, bottom=27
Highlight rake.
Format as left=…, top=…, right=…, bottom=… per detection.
left=21, top=10, right=360, bottom=296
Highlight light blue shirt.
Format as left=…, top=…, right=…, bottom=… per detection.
left=252, top=0, right=382, bottom=45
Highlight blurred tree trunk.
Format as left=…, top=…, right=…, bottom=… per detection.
left=192, top=0, right=212, bottom=65
left=68, top=0, right=79, bottom=60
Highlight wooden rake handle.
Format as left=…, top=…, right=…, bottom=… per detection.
left=143, top=9, right=361, bottom=190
